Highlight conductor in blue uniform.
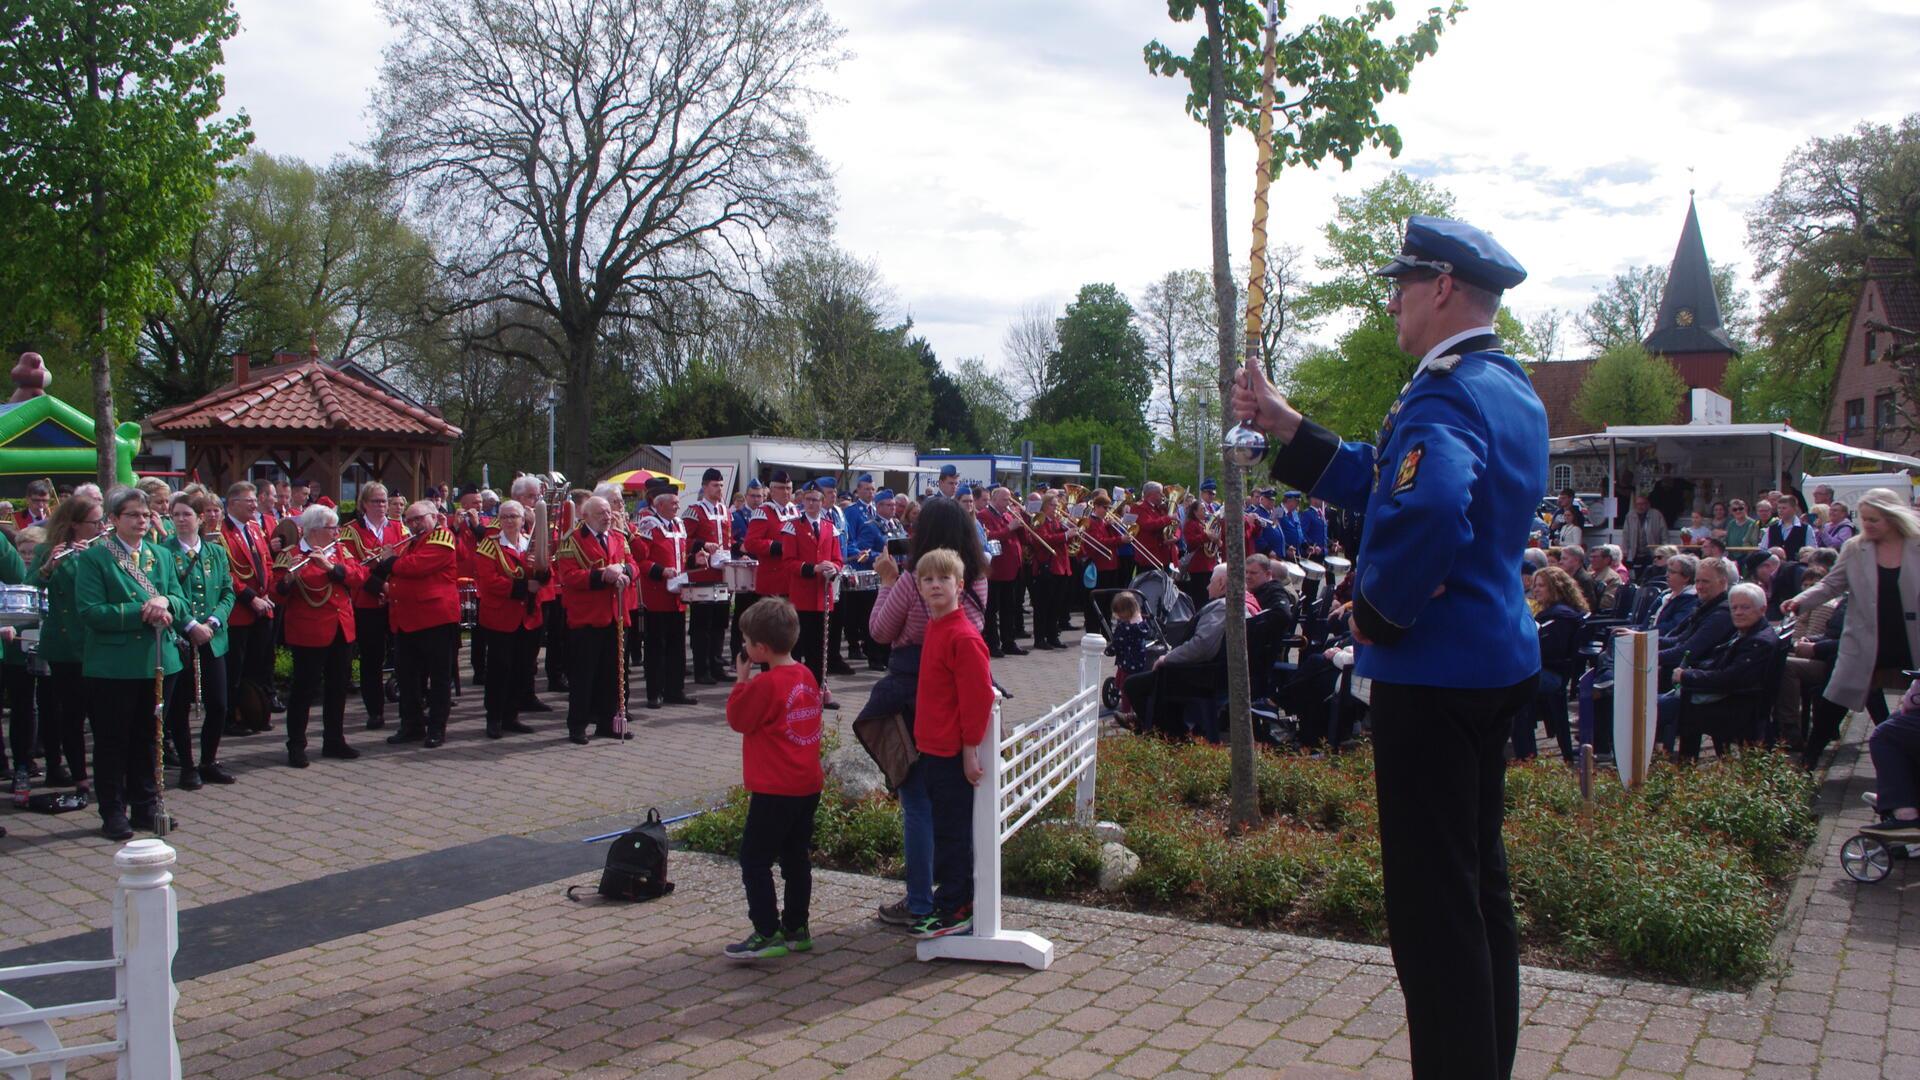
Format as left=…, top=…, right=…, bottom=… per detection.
left=1233, top=216, right=1546, bottom=1080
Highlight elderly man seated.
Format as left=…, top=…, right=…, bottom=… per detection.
left=1657, top=581, right=1779, bottom=760
left=1245, top=554, right=1295, bottom=636
left=1120, top=563, right=1256, bottom=741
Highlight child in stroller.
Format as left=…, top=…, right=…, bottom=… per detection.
left=1107, top=591, right=1154, bottom=729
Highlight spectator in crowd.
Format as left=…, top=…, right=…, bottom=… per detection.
left=909, top=547, right=994, bottom=941
left=1777, top=566, right=1838, bottom=752
left=1663, top=581, right=1779, bottom=760
left=1766, top=494, right=1814, bottom=559
left=1785, top=487, right=1920, bottom=753
left=1720, top=499, right=1757, bottom=547
left=1701, top=536, right=1729, bottom=560
left=1107, top=590, right=1153, bottom=729
left=1651, top=554, right=1701, bottom=636
left=1658, top=556, right=1738, bottom=689
left=1860, top=680, right=1920, bottom=842
left=1620, top=493, right=1667, bottom=566
left=1121, top=563, right=1255, bottom=740
left=1818, top=501, right=1856, bottom=548
left=1684, top=511, right=1713, bottom=544
left=1556, top=545, right=1601, bottom=612
left=1751, top=499, right=1777, bottom=541
left=1549, top=488, right=1584, bottom=547
left=1245, top=554, right=1294, bottom=633
left=1588, top=545, right=1625, bottom=614
left=1516, top=566, right=1587, bottom=760
left=1707, top=500, right=1731, bottom=542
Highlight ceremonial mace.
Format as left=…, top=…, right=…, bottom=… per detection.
left=1224, top=0, right=1283, bottom=469
left=151, top=624, right=171, bottom=837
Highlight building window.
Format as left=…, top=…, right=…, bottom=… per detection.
left=1846, top=398, right=1865, bottom=443
left=1551, top=463, right=1572, bottom=494
left=1877, top=392, right=1898, bottom=449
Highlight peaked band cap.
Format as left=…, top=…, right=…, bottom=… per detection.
left=816, top=476, right=837, bottom=488
left=746, top=478, right=762, bottom=490
left=875, top=488, right=895, bottom=501
left=938, top=464, right=959, bottom=477
left=769, top=470, right=791, bottom=485
left=1374, top=215, right=1526, bottom=293
left=856, top=473, right=873, bottom=484
left=701, top=467, right=723, bottom=484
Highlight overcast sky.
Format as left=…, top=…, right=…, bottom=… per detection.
left=224, top=0, right=1920, bottom=370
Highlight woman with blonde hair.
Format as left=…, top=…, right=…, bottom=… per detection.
left=1785, top=488, right=1920, bottom=753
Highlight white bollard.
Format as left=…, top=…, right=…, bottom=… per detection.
left=1075, top=634, right=1106, bottom=826
left=114, top=839, right=181, bottom=1080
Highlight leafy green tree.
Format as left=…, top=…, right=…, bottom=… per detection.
left=913, top=335, right=981, bottom=451
left=1148, top=0, right=1461, bottom=832
left=1030, top=284, right=1153, bottom=445
left=1747, top=115, right=1920, bottom=428
left=1304, top=171, right=1457, bottom=321
left=794, top=292, right=931, bottom=475
left=1019, top=416, right=1145, bottom=490
left=1573, top=343, right=1687, bottom=428
left=1576, top=261, right=1751, bottom=355
left=0, top=0, right=251, bottom=482
left=950, top=356, right=1021, bottom=451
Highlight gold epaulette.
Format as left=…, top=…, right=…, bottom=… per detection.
left=272, top=552, right=294, bottom=570
left=477, top=538, right=500, bottom=559
left=426, top=527, right=456, bottom=549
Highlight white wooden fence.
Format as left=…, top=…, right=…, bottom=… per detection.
left=0, top=839, right=181, bottom=1079
left=918, top=634, right=1105, bottom=970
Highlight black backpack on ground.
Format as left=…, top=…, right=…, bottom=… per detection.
left=568, top=808, right=675, bottom=902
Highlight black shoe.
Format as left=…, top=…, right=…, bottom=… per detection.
left=287, top=748, right=310, bottom=769
left=646, top=698, right=661, bottom=710
left=200, top=763, right=237, bottom=785
left=46, top=764, right=72, bottom=787
left=129, top=807, right=171, bottom=833
left=1033, top=640, right=1055, bottom=651
left=1004, top=645, right=1029, bottom=656
left=366, top=717, right=386, bottom=731
left=568, top=732, right=590, bottom=745
left=178, top=768, right=203, bottom=791
left=386, top=730, right=423, bottom=745
left=549, top=680, right=569, bottom=694
left=423, top=735, right=444, bottom=749
left=486, top=723, right=503, bottom=740
left=827, top=662, right=857, bottom=676
left=989, top=647, right=1005, bottom=659
left=694, top=674, right=717, bottom=686
left=163, top=746, right=179, bottom=768
left=223, top=723, right=251, bottom=737
left=503, top=720, right=535, bottom=734
left=521, top=698, right=552, bottom=712
left=322, top=743, right=361, bottom=760
left=712, top=669, right=735, bottom=683
left=101, top=811, right=134, bottom=841
left=270, top=695, right=287, bottom=713
left=664, top=695, right=699, bottom=706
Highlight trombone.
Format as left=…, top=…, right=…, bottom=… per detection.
left=1101, top=502, right=1167, bottom=572
left=1012, top=506, right=1057, bottom=558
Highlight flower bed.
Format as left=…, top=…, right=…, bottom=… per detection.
left=678, top=737, right=1817, bottom=986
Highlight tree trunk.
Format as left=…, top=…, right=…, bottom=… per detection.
left=1203, top=0, right=1259, bottom=834
left=562, top=332, right=596, bottom=481
left=85, top=9, right=116, bottom=490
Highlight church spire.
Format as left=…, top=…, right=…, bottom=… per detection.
left=1643, top=196, right=1737, bottom=356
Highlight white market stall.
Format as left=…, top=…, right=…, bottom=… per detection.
left=1549, top=423, right=1920, bottom=546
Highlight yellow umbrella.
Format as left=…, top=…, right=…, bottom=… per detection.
left=606, top=468, right=685, bottom=493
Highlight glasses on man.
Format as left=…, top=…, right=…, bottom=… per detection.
left=1389, top=272, right=1440, bottom=301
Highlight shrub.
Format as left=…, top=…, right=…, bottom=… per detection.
left=676, top=787, right=750, bottom=857
left=1301, top=838, right=1387, bottom=941
left=1003, top=823, right=1102, bottom=895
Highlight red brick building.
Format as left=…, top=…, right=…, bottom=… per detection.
left=1532, top=198, right=1738, bottom=437
left=1822, top=257, right=1920, bottom=454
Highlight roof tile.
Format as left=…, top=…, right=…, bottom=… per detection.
left=148, top=362, right=460, bottom=440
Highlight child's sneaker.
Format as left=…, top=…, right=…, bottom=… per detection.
left=723, top=931, right=788, bottom=961
left=908, top=907, right=973, bottom=940
left=783, top=926, right=813, bottom=953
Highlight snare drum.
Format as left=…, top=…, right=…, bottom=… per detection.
left=458, top=579, right=479, bottom=629
left=986, top=540, right=1002, bottom=558
left=722, top=559, right=758, bottom=592
left=1323, top=555, right=1352, bottom=582
left=0, top=584, right=44, bottom=614
left=1298, top=560, right=1326, bottom=582
left=1277, top=561, right=1306, bottom=590
left=682, top=584, right=732, bottom=604
left=844, top=570, right=881, bottom=592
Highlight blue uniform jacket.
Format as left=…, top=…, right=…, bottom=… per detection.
left=729, top=506, right=754, bottom=555
left=843, top=500, right=873, bottom=559
left=1268, top=336, right=1545, bottom=688
left=1299, top=507, right=1328, bottom=551
left=849, top=517, right=890, bottom=568
left=1275, top=511, right=1306, bottom=555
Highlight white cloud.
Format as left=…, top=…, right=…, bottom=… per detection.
left=224, top=0, right=1920, bottom=371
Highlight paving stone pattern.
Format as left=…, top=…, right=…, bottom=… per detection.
left=8, top=631, right=1920, bottom=1078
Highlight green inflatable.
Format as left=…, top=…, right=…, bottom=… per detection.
left=0, top=352, right=138, bottom=497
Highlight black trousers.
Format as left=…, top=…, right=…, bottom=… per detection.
left=730, top=591, right=762, bottom=661
left=796, top=610, right=826, bottom=690
left=45, top=661, right=89, bottom=782
left=1124, top=662, right=1224, bottom=741
left=481, top=626, right=533, bottom=731
left=985, top=579, right=1022, bottom=653
left=833, top=588, right=874, bottom=663
left=393, top=623, right=457, bottom=738
left=542, top=600, right=569, bottom=687
left=354, top=607, right=390, bottom=723
left=289, top=631, right=353, bottom=752
left=164, top=645, right=229, bottom=771
left=920, top=752, right=973, bottom=914
left=739, top=791, right=820, bottom=937
left=567, top=623, right=621, bottom=736
left=689, top=600, right=729, bottom=681
left=88, top=675, right=173, bottom=818
left=225, top=617, right=275, bottom=730
left=642, top=608, right=688, bottom=702
left=1370, top=676, right=1535, bottom=1080
left=1180, top=572, right=1212, bottom=617
left=1036, top=572, right=1070, bottom=644
left=4, top=663, right=35, bottom=775
left=469, top=623, right=487, bottom=684
left=518, top=622, right=542, bottom=705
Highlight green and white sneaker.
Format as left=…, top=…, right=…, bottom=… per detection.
left=783, top=926, right=813, bottom=953
left=908, top=907, right=973, bottom=940
left=723, top=931, right=788, bottom=961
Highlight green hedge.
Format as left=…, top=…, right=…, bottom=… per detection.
left=678, top=737, right=1816, bottom=986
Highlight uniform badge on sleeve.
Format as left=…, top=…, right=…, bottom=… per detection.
left=1391, top=442, right=1425, bottom=496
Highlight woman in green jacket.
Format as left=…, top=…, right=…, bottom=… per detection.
left=162, top=493, right=238, bottom=789
left=73, top=487, right=192, bottom=841
left=30, top=494, right=104, bottom=797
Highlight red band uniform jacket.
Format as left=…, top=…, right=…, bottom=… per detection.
left=684, top=500, right=729, bottom=586
left=783, top=512, right=843, bottom=614
left=631, top=509, right=687, bottom=614
left=342, top=517, right=407, bottom=609
left=1130, top=501, right=1179, bottom=571
left=275, top=544, right=370, bottom=647
left=555, top=527, right=635, bottom=629
left=374, top=526, right=460, bottom=632
left=743, top=501, right=801, bottom=597
left=215, top=515, right=277, bottom=627
left=473, top=534, right=545, bottom=633
left=977, top=505, right=1024, bottom=582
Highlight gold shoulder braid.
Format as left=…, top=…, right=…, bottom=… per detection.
left=426, top=526, right=456, bottom=550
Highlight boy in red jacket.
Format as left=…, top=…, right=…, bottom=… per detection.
left=724, top=597, right=823, bottom=960
left=909, top=548, right=995, bottom=940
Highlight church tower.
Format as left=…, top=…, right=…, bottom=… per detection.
left=1642, top=196, right=1738, bottom=390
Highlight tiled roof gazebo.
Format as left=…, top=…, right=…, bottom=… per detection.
left=144, top=352, right=460, bottom=501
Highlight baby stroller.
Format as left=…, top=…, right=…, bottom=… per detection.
left=1090, top=568, right=1197, bottom=712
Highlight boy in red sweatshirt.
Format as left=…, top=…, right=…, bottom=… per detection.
left=909, top=548, right=995, bottom=939
left=723, top=598, right=824, bottom=960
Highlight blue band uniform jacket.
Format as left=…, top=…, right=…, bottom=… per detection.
left=1265, top=333, right=1546, bottom=689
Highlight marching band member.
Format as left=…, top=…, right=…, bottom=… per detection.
left=729, top=478, right=766, bottom=661
left=1130, top=482, right=1180, bottom=575
left=785, top=483, right=843, bottom=708
left=1080, top=490, right=1127, bottom=627
left=1277, top=491, right=1308, bottom=557
left=473, top=500, right=545, bottom=738
left=1181, top=481, right=1220, bottom=613
left=507, top=474, right=556, bottom=713
left=743, top=470, right=799, bottom=610
left=14, top=478, right=53, bottom=530
left=977, top=485, right=1027, bottom=658
left=276, top=504, right=368, bottom=768
left=453, top=488, right=490, bottom=685
left=215, top=482, right=278, bottom=736
left=844, top=474, right=877, bottom=548
left=162, top=495, right=236, bottom=789
left=368, top=501, right=460, bottom=748
left=633, top=478, right=698, bottom=708
left=74, top=488, right=193, bottom=839
left=556, top=495, right=634, bottom=743
left=30, top=497, right=102, bottom=798
left=684, top=468, right=732, bottom=686
left=592, top=482, right=643, bottom=673
left=341, top=483, right=405, bottom=730
left=1032, top=492, right=1071, bottom=650
left=815, top=476, right=860, bottom=674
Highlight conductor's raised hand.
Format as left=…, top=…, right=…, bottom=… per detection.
left=1232, top=361, right=1300, bottom=442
